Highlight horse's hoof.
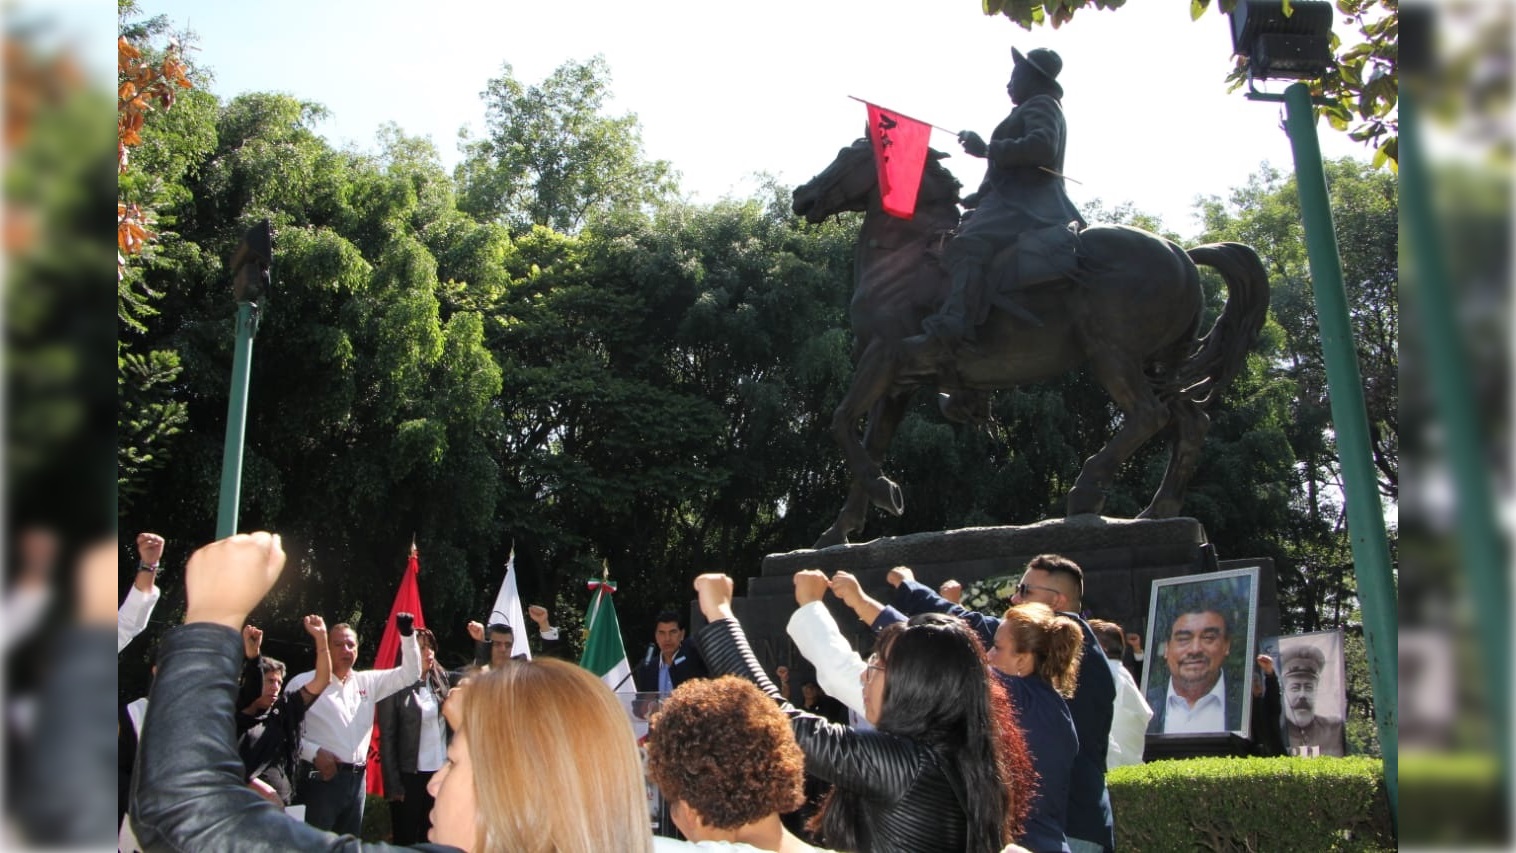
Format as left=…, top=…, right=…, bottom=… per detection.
left=1066, top=485, right=1106, bottom=517
left=867, top=476, right=905, bottom=516
left=1137, top=500, right=1180, bottom=519
left=813, top=527, right=849, bottom=549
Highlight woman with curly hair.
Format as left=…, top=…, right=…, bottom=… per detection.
left=646, top=676, right=831, bottom=852
left=690, top=573, right=1029, bottom=853
left=990, top=602, right=1084, bottom=853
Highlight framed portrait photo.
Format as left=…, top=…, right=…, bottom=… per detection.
left=1260, top=630, right=1348, bottom=756
left=1142, top=566, right=1260, bottom=737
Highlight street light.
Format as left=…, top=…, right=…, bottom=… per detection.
left=216, top=219, right=272, bottom=538
left=1228, top=0, right=1333, bottom=83
left=1228, top=0, right=1400, bottom=828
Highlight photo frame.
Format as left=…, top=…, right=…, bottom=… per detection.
left=1260, top=629, right=1348, bottom=756
left=1142, top=565, right=1260, bottom=737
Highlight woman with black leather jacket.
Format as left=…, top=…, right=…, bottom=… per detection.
left=377, top=627, right=452, bottom=845
left=690, top=573, right=1029, bottom=853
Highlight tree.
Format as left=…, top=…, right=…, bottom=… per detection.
left=117, top=1, right=213, bottom=509
left=980, top=0, right=1399, bottom=168
left=455, top=56, right=677, bottom=233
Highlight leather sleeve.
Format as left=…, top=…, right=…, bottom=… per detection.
left=696, top=617, right=924, bottom=804
left=131, top=623, right=423, bottom=852
left=234, top=654, right=264, bottom=728
left=377, top=690, right=404, bottom=797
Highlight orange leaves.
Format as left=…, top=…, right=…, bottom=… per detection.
left=117, top=31, right=194, bottom=278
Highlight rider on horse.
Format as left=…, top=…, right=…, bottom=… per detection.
left=922, top=47, right=1086, bottom=349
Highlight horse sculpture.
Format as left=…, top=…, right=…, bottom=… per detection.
left=792, top=139, right=1270, bottom=548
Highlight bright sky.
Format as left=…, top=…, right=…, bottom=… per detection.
left=142, top=0, right=1369, bottom=237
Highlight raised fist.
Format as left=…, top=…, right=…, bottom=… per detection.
left=395, top=612, right=415, bottom=637
left=136, top=532, right=166, bottom=568
left=242, top=625, right=263, bottom=659
left=793, top=570, right=830, bottom=606
left=303, top=614, right=327, bottom=639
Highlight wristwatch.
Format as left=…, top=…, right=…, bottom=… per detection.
left=138, top=562, right=159, bottom=573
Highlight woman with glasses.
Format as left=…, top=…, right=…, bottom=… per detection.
left=691, top=573, right=1034, bottom=853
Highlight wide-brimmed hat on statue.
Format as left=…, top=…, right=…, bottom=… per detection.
left=1013, top=47, right=1063, bottom=81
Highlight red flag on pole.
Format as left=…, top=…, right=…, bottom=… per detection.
left=865, top=102, right=932, bottom=219
left=365, top=543, right=426, bottom=797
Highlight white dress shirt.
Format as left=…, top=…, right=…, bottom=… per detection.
left=286, top=634, right=421, bottom=763
left=1105, top=658, right=1153, bottom=768
left=1162, top=671, right=1227, bottom=734
left=785, top=601, right=867, bottom=717
left=117, top=584, right=161, bottom=653
left=414, top=683, right=445, bottom=773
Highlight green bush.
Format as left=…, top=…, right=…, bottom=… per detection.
left=1107, top=756, right=1392, bottom=852
left=1398, top=752, right=1508, bottom=846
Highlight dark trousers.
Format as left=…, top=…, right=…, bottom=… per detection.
left=300, top=762, right=366, bottom=837
left=388, top=770, right=435, bottom=845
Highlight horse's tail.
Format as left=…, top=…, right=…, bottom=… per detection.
left=1176, top=242, right=1270, bottom=404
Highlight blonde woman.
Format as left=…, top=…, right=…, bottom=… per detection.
left=131, top=533, right=660, bottom=853
left=989, top=603, right=1084, bottom=853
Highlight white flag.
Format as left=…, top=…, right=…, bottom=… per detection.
left=488, top=548, right=530, bottom=660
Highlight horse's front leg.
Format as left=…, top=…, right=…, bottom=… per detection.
left=819, top=340, right=908, bottom=544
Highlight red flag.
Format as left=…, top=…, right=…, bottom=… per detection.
left=365, top=544, right=426, bottom=797
left=866, top=103, right=931, bottom=219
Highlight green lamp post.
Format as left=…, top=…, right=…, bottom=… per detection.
left=215, top=219, right=271, bottom=539
left=1228, top=0, right=1399, bottom=823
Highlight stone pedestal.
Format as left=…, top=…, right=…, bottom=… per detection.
left=710, top=516, right=1277, bottom=680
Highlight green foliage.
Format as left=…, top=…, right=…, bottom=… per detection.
left=1106, top=756, right=1393, bottom=851
left=456, top=56, right=677, bottom=233
left=1398, top=752, right=1509, bottom=846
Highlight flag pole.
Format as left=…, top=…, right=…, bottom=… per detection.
left=849, top=95, right=1083, bottom=185
left=847, top=95, right=955, bottom=135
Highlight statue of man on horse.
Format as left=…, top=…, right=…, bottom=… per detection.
left=923, top=47, right=1087, bottom=349
left=790, top=47, right=1271, bottom=548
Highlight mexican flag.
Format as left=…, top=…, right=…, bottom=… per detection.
left=579, top=575, right=632, bottom=693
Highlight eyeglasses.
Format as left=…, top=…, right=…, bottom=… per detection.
left=1015, top=579, right=1062, bottom=599
left=859, top=653, right=886, bottom=685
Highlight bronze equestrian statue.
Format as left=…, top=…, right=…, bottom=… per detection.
left=792, top=51, right=1270, bottom=549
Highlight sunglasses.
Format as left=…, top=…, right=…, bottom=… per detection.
left=1016, top=580, right=1062, bottom=598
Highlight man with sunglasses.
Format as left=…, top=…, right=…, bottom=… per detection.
left=888, top=554, right=1116, bottom=853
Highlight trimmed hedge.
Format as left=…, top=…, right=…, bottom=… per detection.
left=1398, top=752, right=1508, bottom=846
left=1107, top=756, right=1392, bottom=852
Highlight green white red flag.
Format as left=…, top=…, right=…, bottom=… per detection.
left=578, top=574, right=631, bottom=693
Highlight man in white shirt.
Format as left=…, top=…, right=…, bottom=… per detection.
left=1088, top=619, right=1153, bottom=767
left=118, top=532, right=165, bottom=653
left=285, top=612, right=420, bottom=836
left=1145, top=603, right=1243, bottom=734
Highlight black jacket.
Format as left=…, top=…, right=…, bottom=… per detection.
left=631, top=638, right=708, bottom=693
left=235, top=655, right=312, bottom=805
left=891, top=581, right=1115, bottom=851
left=131, top=623, right=458, bottom=852
left=376, top=667, right=454, bottom=795
left=697, top=618, right=972, bottom=853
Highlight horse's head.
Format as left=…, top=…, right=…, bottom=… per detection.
left=792, top=138, right=877, bottom=223
left=792, top=138, right=961, bottom=224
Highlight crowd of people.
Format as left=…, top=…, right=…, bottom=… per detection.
left=112, top=512, right=1344, bottom=853
left=114, top=529, right=1175, bottom=853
